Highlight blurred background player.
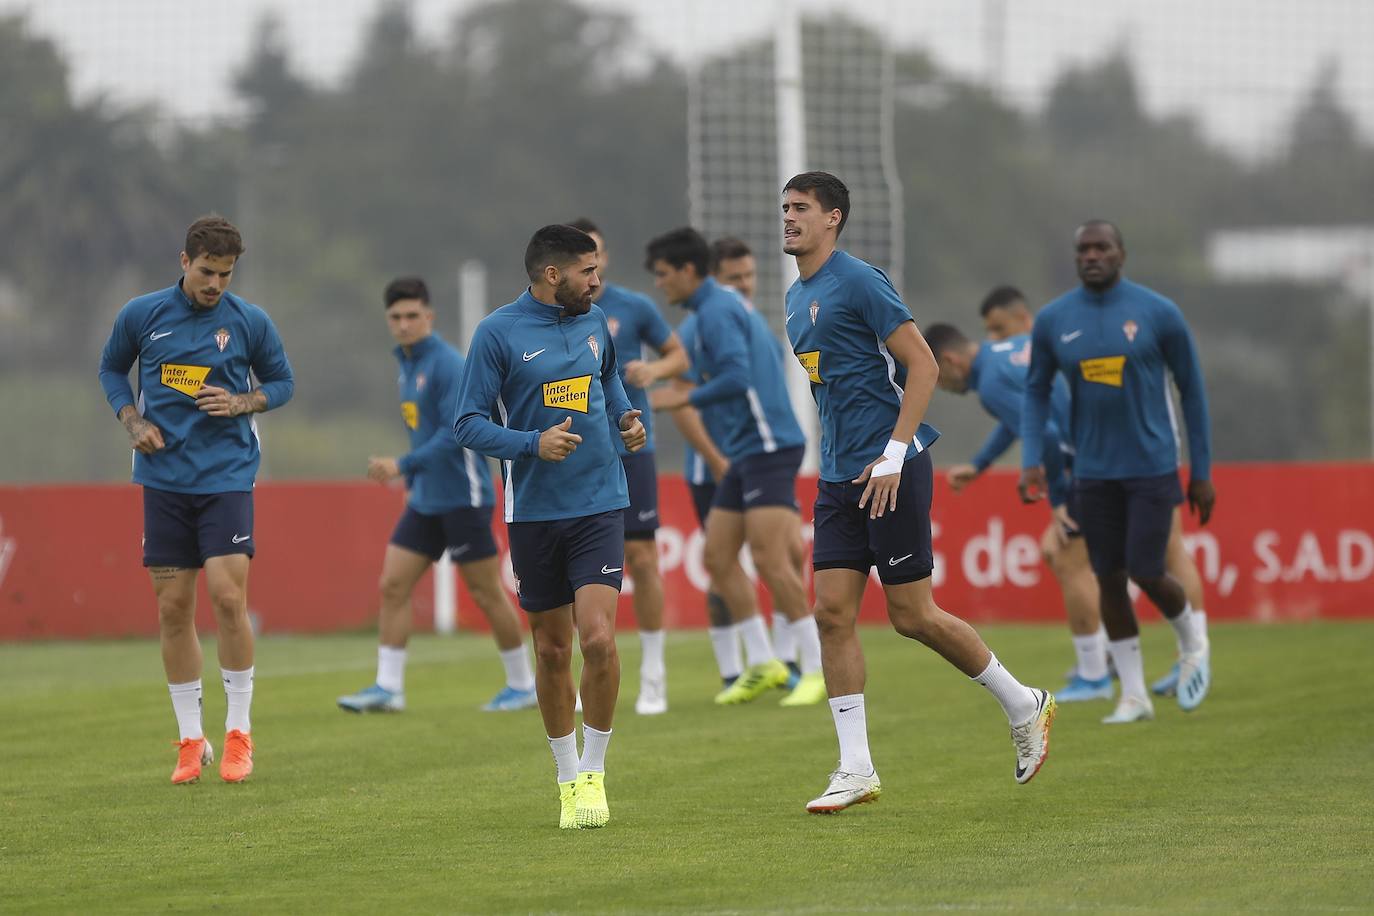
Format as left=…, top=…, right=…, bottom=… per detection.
left=925, top=322, right=1112, bottom=702
left=97, top=215, right=294, bottom=784
left=646, top=227, right=825, bottom=707
left=780, top=172, right=1054, bottom=813
left=336, top=277, right=535, bottom=715
left=567, top=219, right=688, bottom=715
left=1021, top=220, right=1215, bottom=724
left=455, top=224, right=646, bottom=829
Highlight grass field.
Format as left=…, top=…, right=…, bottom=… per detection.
left=2, top=621, right=1371, bottom=914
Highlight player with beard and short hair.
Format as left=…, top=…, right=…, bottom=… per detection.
left=455, top=224, right=646, bottom=829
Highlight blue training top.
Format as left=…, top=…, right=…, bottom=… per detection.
left=683, top=277, right=805, bottom=462
left=1022, top=277, right=1211, bottom=482
left=453, top=290, right=633, bottom=523
left=785, top=250, right=939, bottom=483
left=597, top=283, right=673, bottom=456
left=98, top=281, right=294, bottom=495
left=967, top=335, right=1073, bottom=506
left=676, top=312, right=733, bottom=486
left=394, top=333, right=496, bottom=514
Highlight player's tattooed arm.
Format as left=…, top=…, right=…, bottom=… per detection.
left=117, top=405, right=166, bottom=454
left=194, top=386, right=268, bottom=417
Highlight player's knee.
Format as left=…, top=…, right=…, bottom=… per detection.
left=579, top=630, right=618, bottom=668
left=534, top=637, right=572, bottom=672
left=207, top=581, right=245, bottom=617
left=703, top=542, right=736, bottom=580
left=888, top=596, right=939, bottom=644
left=378, top=572, right=411, bottom=605
left=625, top=543, right=659, bottom=580
left=157, top=595, right=195, bottom=630
left=750, top=544, right=791, bottom=584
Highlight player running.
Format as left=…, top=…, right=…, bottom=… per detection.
left=98, top=215, right=294, bottom=785
left=646, top=227, right=825, bottom=708
left=454, top=224, right=646, bottom=829
left=1021, top=220, right=1215, bottom=724
left=780, top=172, right=1055, bottom=813
left=336, top=277, right=536, bottom=715
left=567, top=219, right=689, bottom=715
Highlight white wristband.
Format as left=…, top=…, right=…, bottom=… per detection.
left=872, top=438, right=908, bottom=478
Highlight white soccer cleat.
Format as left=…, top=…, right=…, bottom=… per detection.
left=1010, top=689, right=1056, bottom=784
left=634, top=674, right=668, bottom=716
left=805, top=768, right=881, bottom=814
left=1102, top=695, right=1154, bottom=725
left=1176, top=638, right=1211, bottom=712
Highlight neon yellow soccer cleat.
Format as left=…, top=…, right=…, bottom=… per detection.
left=714, top=659, right=790, bottom=705
left=574, top=772, right=609, bottom=829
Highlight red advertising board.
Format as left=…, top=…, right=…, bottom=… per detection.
left=1, top=464, right=1370, bottom=640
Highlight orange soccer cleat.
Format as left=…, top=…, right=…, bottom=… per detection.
left=220, top=730, right=254, bottom=783
left=171, top=736, right=213, bottom=785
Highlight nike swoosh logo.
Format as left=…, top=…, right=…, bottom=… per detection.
left=785, top=311, right=797, bottom=323
left=1060, top=330, right=1083, bottom=343
left=601, top=565, right=622, bottom=575
left=522, top=348, right=546, bottom=361
left=888, top=553, right=913, bottom=566
left=837, top=705, right=858, bottom=713
left=637, top=510, right=656, bottom=521
left=743, top=489, right=763, bottom=502
left=150, top=331, right=173, bottom=340
left=231, top=534, right=250, bottom=544
left=450, top=544, right=471, bottom=556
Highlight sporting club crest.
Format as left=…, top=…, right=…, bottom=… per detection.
left=1122, top=320, right=1138, bottom=343
left=809, top=300, right=820, bottom=325
left=214, top=328, right=231, bottom=352
left=416, top=373, right=427, bottom=392
left=607, top=317, right=620, bottom=336
left=587, top=334, right=599, bottom=359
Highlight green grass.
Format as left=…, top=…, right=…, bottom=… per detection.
left=1, top=622, right=1371, bottom=914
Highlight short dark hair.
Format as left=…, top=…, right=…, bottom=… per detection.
left=711, top=237, right=753, bottom=272
left=384, top=276, right=430, bottom=308
left=644, top=227, right=711, bottom=278
left=1076, top=219, right=1125, bottom=249
left=922, top=323, right=970, bottom=359
left=567, top=218, right=600, bottom=236
left=783, top=171, right=850, bottom=237
left=525, top=225, right=598, bottom=283
left=979, top=285, right=1027, bottom=317
left=184, top=215, right=244, bottom=262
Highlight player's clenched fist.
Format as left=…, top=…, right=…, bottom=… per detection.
left=119, top=407, right=165, bottom=454
left=539, top=416, right=582, bottom=462
left=619, top=409, right=646, bottom=453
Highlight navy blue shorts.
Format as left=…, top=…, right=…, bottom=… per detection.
left=390, top=505, right=498, bottom=563
left=811, top=451, right=934, bottom=586
left=688, top=481, right=717, bottom=528
left=506, top=510, right=625, bottom=612
left=1073, top=473, right=1184, bottom=579
left=142, top=487, right=254, bottom=568
left=714, top=446, right=802, bottom=513
left=621, top=451, right=660, bottom=541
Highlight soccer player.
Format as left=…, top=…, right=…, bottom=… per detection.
left=454, top=224, right=646, bottom=830
left=646, top=227, right=825, bottom=708
left=924, top=323, right=1112, bottom=701
left=336, top=277, right=536, bottom=714
left=780, top=172, right=1055, bottom=813
left=566, top=219, right=688, bottom=715
left=1021, top=220, right=1215, bottom=724
left=97, top=215, right=294, bottom=784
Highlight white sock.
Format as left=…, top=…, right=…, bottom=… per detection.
left=790, top=615, right=823, bottom=675
left=738, top=615, right=775, bottom=668
left=548, top=732, right=579, bottom=783
left=639, top=630, right=666, bottom=680
left=377, top=645, right=406, bottom=694
left=579, top=724, right=612, bottom=774
left=828, top=694, right=874, bottom=775
left=499, top=644, right=535, bottom=691
left=1194, top=609, right=1208, bottom=640
left=771, top=611, right=797, bottom=663
left=971, top=653, right=1038, bottom=725
left=1169, top=605, right=1205, bottom=654
left=709, top=625, right=744, bottom=680
left=221, top=667, right=253, bottom=734
left=1108, top=636, right=1148, bottom=702
left=1072, top=628, right=1110, bottom=681
left=168, top=679, right=204, bottom=741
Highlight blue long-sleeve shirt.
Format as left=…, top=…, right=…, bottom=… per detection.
left=453, top=290, right=633, bottom=523
left=1022, top=277, right=1211, bottom=482
left=967, top=335, right=1073, bottom=506
left=970, top=423, right=1016, bottom=473
left=394, top=333, right=495, bottom=513
left=683, top=277, right=805, bottom=462
left=598, top=283, right=673, bottom=456
left=676, top=312, right=733, bottom=485
left=98, top=281, right=294, bottom=494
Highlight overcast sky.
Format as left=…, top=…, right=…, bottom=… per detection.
left=5, top=0, right=1372, bottom=156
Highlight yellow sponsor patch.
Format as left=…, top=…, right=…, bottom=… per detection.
left=542, top=375, right=592, bottom=413
left=1080, top=355, right=1126, bottom=387
left=797, top=350, right=822, bottom=385
left=160, top=363, right=211, bottom=398
left=401, top=401, right=419, bottom=430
